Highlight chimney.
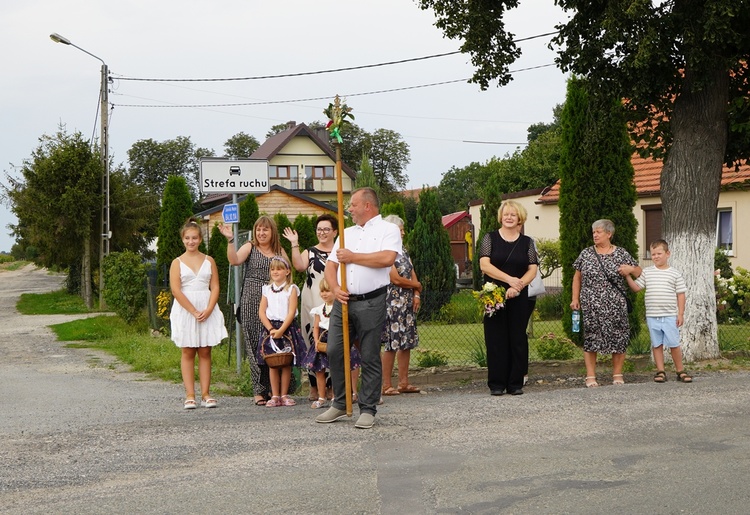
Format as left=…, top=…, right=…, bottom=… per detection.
left=286, top=121, right=296, bottom=130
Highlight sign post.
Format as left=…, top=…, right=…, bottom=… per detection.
left=199, top=158, right=269, bottom=373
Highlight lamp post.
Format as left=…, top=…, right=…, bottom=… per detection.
left=50, top=33, right=110, bottom=308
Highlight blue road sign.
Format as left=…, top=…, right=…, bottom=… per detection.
left=222, top=203, right=239, bottom=224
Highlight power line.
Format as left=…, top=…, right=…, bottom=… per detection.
left=112, top=64, right=556, bottom=109
left=114, top=31, right=559, bottom=83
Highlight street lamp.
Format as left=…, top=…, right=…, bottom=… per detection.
left=50, top=33, right=110, bottom=308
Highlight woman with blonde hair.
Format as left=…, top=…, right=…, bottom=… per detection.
left=478, top=200, right=538, bottom=396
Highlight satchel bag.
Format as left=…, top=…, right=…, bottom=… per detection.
left=527, top=269, right=546, bottom=297
left=315, top=330, right=328, bottom=353
left=527, top=239, right=545, bottom=297
left=593, top=247, right=633, bottom=313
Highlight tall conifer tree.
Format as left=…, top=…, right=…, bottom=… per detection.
left=559, top=77, right=639, bottom=341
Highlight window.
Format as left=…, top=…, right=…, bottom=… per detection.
left=642, top=204, right=662, bottom=258
left=305, top=165, right=334, bottom=180
left=717, top=209, right=733, bottom=255
left=269, top=165, right=296, bottom=179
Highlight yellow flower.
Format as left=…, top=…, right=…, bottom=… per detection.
left=472, top=282, right=506, bottom=317
left=156, top=290, right=173, bottom=321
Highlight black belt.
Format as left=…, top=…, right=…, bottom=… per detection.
left=348, top=285, right=388, bottom=301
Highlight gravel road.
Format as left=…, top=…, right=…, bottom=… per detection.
left=2, top=265, right=749, bottom=514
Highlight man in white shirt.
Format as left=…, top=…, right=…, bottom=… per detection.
left=316, top=187, right=402, bottom=429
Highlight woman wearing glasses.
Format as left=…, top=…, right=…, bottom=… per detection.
left=283, top=214, right=339, bottom=401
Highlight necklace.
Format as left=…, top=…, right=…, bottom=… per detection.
left=322, top=303, right=332, bottom=318
left=270, top=282, right=286, bottom=293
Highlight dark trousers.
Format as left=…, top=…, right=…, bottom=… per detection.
left=328, top=293, right=386, bottom=415
left=484, top=296, right=529, bottom=393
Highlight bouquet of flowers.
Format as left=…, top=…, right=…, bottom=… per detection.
left=473, top=282, right=506, bottom=317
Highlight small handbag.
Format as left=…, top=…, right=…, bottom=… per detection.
left=527, top=268, right=546, bottom=297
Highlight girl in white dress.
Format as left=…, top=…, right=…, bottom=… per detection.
left=170, top=218, right=228, bottom=409
left=257, top=256, right=305, bottom=407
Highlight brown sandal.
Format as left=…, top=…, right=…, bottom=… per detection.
left=654, top=370, right=667, bottom=383
left=398, top=384, right=421, bottom=393
left=382, top=386, right=401, bottom=396
left=676, top=370, right=693, bottom=383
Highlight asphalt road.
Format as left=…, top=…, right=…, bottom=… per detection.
left=2, top=265, right=749, bottom=514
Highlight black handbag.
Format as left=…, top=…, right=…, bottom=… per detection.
left=235, top=261, right=246, bottom=324
left=593, top=247, right=633, bottom=313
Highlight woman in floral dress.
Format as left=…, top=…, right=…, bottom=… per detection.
left=381, top=215, right=422, bottom=396
left=571, top=219, right=641, bottom=387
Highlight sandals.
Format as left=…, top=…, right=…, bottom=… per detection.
left=612, top=374, right=625, bottom=385
left=676, top=370, right=693, bottom=383
left=281, top=395, right=297, bottom=406
left=266, top=396, right=281, bottom=407
left=382, top=386, right=401, bottom=396
left=585, top=376, right=599, bottom=388
left=183, top=398, right=197, bottom=409
left=310, top=397, right=327, bottom=409
left=654, top=370, right=667, bottom=383
left=201, top=397, right=217, bottom=408
left=398, top=384, right=420, bottom=394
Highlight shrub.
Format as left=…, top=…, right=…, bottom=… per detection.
left=716, top=267, right=750, bottom=323
left=103, top=251, right=148, bottom=324
left=469, top=336, right=487, bottom=367
left=414, top=348, right=449, bottom=368
left=436, top=291, right=482, bottom=324
left=536, top=332, right=577, bottom=360
left=535, top=291, right=564, bottom=320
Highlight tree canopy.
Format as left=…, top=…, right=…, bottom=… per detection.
left=419, top=0, right=750, bottom=359
left=224, top=132, right=260, bottom=158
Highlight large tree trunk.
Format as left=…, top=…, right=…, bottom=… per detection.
left=660, top=68, right=729, bottom=361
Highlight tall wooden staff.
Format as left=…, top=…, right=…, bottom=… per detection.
left=324, top=96, right=355, bottom=416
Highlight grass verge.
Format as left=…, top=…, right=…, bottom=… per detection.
left=50, top=314, right=252, bottom=396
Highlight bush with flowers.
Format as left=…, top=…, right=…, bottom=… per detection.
left=715, top=267, right=750, bottom=324
left=156, top=290, right=173, bottom=335
left=472, top=281, right=506, bottom=318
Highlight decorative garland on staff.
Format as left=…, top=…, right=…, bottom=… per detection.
left=325, top=95, right=355, bottom=416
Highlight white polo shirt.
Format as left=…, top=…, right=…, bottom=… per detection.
left=328, top=214, right=402, bottom=295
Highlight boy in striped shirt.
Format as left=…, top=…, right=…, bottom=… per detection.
left=626, top=239, right=692, bottom=383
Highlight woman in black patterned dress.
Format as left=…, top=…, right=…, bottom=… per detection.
left=221, top=216, right=290, bottom=406
left=479, top=201, right=539, bottom=396
left=283, top=214, right=338, bottom=400
left=571, top=219, right=641, bottom=387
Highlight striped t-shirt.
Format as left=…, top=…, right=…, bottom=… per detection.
left=634, top=266, right=687, bottom=317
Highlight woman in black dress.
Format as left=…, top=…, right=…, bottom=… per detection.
left=478, top=201, right=538, bottom=396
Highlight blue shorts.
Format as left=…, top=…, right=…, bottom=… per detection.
left=646, top=316, right=680, bottom=348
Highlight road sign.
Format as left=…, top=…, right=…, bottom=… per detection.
left=222, top=203, right=239, bottom=224
left=200, top=158, right=269, bottom=193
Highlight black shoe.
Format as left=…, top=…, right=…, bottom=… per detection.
left=509, top=389, right=524, bottom=396
left=490, top=389, right=505, bottom=396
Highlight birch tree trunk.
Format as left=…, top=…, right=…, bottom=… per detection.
left=660, top=68, right=729, bottom=361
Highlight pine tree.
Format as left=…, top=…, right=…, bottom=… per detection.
left=472, top=176, right=503, bottom=290
left=381, top=201, right=407, bottom=229
left=207, top=221, right=230, bottom=309
left=558, top=77, right=639, bottom=341
left=157, top=176, right=193, bottom=284
left=238, top=194, right=259, bottom=234
left=410, top=188, right=456, bottom=320
left=355, top=152, right=379, bottom=193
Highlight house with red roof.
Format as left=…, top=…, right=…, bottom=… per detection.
left=469, top=155, right=750, bottom=269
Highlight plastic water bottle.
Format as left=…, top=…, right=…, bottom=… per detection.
left=572, top=310, right=581, bottom=333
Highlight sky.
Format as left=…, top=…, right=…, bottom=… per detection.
left=0, top=1, right=570, bottom=253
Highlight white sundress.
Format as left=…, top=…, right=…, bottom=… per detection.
left=170, top=258, right=228, bottom=348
